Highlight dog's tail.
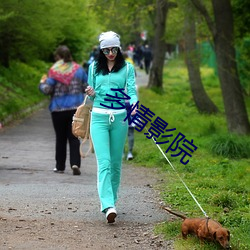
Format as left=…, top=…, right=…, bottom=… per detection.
left=162, top=206, right=187, bottom=220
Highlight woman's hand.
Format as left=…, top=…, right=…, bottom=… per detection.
left=85, top=86, right=96, bottom=97
left=131, top=102, right=137, bottom=116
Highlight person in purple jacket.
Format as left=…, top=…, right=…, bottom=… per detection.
left=39, top=45, right=88, bottom=175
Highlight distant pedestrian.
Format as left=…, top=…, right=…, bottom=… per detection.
left=87, top=46, right=99, bottom=70
left=123, top=52, right=138, bottom=160
left=134, top=45, right=144, bottom=69
left=85, top=31, right=138, bottom=223
left=143, top=44, right=152, bottom=74
left=125, top=93, right=138, bottom=161
left=39, top=45, right=88, bottom=175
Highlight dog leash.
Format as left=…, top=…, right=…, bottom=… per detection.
left=145, top=127, right=209, bottom=218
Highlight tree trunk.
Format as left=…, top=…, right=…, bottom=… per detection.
left=191, top=0, right=250, bottom=134
left=147, top=0, right=168, bottom=89
left=212, top=0, right=250, bottom=134
left=184, top=4, right=218, bottom=114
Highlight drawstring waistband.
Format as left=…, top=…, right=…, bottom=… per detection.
left=109, top=113, right=115, bottom=124
left=92, top=107, right=126, bottom=124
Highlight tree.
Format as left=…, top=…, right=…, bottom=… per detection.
left=184, top=1, right=218, bottom=114
left=0, top=0, right=98, bottom=66
left=191, top=0, right=250, bottom=134
left=91, top=0, right=155, bottom=47
left=232, top=0, right=250, bottom=96
left=148, top=0, right=177, bottom=89
left=232, top=0, right=250, bottom=40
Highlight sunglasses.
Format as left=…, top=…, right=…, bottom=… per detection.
left=102, top=47, right=119, bottom=55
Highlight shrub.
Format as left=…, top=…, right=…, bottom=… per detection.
left=209, top=134, right=250, bottom=158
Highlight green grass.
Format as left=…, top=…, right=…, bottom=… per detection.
left=126, top=58, right=250, bottom=250
left=0, top=60, right=50, bottom=123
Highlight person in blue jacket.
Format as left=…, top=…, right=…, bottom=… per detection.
left=39, top=45, right=88, bottom=176
left=85, top=31, right=138, bottom=223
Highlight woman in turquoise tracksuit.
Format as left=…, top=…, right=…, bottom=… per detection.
left=86, top=31, right=138, bottom=223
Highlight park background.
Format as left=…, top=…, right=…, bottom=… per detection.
left=0, top=0, right=249, bottom=249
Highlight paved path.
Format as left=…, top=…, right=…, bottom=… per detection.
left=135, top=68, right=149, bottom=87
left=0, top=71, right=174, bottom=249
left=0, top=107, right=164, bottom=224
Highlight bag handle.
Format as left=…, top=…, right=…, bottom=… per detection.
left=83, top=94, right=88, bottom=105
left=79, top=137, right=94, bottom=158
left=79, top=111, right=94, bottom=158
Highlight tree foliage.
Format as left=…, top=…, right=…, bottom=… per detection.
left=232, top=0, right=250, bottom=95
left=0, top=0, right=249, bottom=133
left=232, top=0, right=250, bottom=39
left=91, top=0, right=155, bottom=46
left=164, top=1, right=184, bottom=44
left=0, top=0, right=99, bottom=67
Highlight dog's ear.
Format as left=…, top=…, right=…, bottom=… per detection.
left=213, top=231, right=217, bottom=240
left=227, top=230, right=230, bottom=240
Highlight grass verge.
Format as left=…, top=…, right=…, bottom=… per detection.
left=126, top=58, right=250, bottom=250
left=0, top=60, right=50, bottom=125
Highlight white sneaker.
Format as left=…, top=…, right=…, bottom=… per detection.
left=53, top=168, right=64, bottom=173
left=127, top=152, right=133, bottom=160
left=105, top=207, right=117, bottom=223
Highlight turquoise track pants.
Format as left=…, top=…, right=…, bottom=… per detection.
left=90, top=111, right=128, bottom=212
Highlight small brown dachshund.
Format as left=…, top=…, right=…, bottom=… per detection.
left=162, top=207, right=231, bottom=249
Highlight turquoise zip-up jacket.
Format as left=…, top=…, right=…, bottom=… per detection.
left=87, top=62, right=138, bottom=109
